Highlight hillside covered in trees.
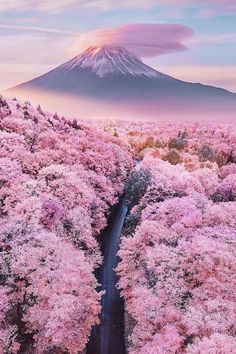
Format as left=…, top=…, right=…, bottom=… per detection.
left=114, top=121, right=236, bottom=353
left=0, top=96, right=133, bottom=353
left=1, top=96, right=236, bottom=353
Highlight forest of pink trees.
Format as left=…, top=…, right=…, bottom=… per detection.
left=1, top=95, right=236, bottom=353
left=0, top=96, right=133, bottom=353
left=115, top=122, right=236, bottom=353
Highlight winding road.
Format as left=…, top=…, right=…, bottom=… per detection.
left=86, top=200, right=127, bottom=354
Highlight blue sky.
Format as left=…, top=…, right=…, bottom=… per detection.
left=0, top=0, right=236, bottom=92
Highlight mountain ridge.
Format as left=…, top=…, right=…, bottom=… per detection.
left=5, top=45, right=236, bottom=121
left=10, top=45, right=235, bottom=97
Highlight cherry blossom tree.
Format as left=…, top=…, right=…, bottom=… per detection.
left=115, top=119, right=236, bottom=354
left=0, top=95, right=132, bottom=353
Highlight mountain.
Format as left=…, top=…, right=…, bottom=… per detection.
left=6, top=45, right=236, bottom=120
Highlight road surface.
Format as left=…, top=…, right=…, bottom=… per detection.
left=87, top=200, right=127, bottom=354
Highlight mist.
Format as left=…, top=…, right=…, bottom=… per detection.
left=2, top=87, right=235, bottom=124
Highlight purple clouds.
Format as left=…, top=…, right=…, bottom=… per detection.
left=0, top=0, right=236, bottom=13
left=75, top=23, right=194, bottom=58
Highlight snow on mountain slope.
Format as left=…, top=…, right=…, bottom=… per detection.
left=10, top=45, right=235, bottom=100
left=5, top=45, right=236, bottom=121
left=62, top=46, right=170, bottom=79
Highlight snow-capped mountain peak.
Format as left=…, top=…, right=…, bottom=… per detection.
left=61, top=45, right=166, bottom=79
left=9, top=44, right=235, bottom=115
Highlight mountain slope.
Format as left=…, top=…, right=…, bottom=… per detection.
left=10, top=45, right=235, bottom=103
left=5, top=45, right=236, bottom=121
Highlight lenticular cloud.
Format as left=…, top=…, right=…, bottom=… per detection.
left=74, top=23, right=194, bottom=58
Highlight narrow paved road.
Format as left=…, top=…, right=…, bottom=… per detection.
left=87, top=200, right=127, bottom=354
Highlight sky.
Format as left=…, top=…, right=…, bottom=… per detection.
left=0, top=0, right=236, bottom=92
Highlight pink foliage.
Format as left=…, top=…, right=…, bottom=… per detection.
left=115, top=120, right=236, bottom=354
left=1, top=95, right=236, bottom=353
left=0, top=95, right=132, bottom=353
left=186, top=334, right=236, bottom=354
left=10, top=230, right=101, bottom=354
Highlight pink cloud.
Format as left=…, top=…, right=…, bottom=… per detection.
left=189, top=33, right=236, bottom=45
left=157, top=65, right=236, bottom=93
left=0, top=24, right=79, bottom=36
left=73, top=24, right=194, bottom=58
left=0, top=0, right=235, bottom=13
left=213, top=0, right=236, bottom=10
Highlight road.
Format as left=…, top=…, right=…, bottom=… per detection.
left=87, top=200, right=127, bottom=354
